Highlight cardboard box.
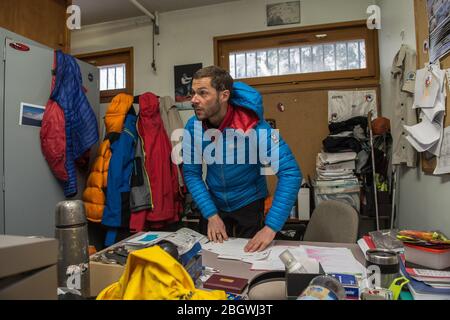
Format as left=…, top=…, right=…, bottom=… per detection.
left=89, top=261, right=124, bottom=297
left=297, top=187, right=310, bottom=221
left=0, top=235, right=58, bottom=300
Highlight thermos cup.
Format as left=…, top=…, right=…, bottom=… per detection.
left=55, top=200, right=90, bottom=298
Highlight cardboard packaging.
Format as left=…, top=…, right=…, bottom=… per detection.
left=0, top=235, right=58, bottom=300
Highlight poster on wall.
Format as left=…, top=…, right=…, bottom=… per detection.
left=266, top=1, right=301, bottom=27
left=427, top=0, right=450, bottom=62
left=174, top=63, right=202, bottom=102
left=19, top=103, right=45, bottom=127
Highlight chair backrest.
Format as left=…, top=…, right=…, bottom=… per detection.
left=303, top=200, right=359, bottom=243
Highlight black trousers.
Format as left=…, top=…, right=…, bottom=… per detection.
left=199, top=198, right=265, bottom=239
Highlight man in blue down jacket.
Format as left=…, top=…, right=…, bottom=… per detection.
left=182, top=66, right=302, bottom=252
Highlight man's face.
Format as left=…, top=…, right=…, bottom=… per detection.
left=190, top=77, right=227, bottom=121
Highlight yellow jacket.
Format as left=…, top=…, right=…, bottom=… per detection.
left=97, top=246, right=227, bottom=300
left=83, top=93, right=134, bottom=222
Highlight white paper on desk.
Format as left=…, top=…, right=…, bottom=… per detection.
left=302, top=245, right=365, bottom=275
left=202, top=238, right=270, bottom=263
left=434, top=127, right=450, bottom=175
left=251, top=246, right=312, bottom=273
left=250, top=246, right=319, bottom=273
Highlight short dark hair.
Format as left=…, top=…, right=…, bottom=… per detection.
left=193, top=66, right=233, bottom=93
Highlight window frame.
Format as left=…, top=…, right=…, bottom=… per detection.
left=214, top=20, right=379, bottom=88
left=76, top=47, right=134, bottom=103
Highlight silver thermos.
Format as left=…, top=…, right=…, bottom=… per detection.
left=55, top=200, right=90, bottom=298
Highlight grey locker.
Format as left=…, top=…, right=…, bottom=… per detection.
left=0, top=27, right=100, bottom=237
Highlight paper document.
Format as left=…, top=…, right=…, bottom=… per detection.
left=414, top=67, right=441, bottom=109
left=202, top=238, right=270, bottom=263
left=302, top=245, right=365, bottom=275
left=404, top=117, right=442, bottom=146
left=250, top=246, right=319, bottom=273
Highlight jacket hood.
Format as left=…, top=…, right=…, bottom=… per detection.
left=230, top=82, right=264, bottom=121
left=104, top=93, right=134, bottom=134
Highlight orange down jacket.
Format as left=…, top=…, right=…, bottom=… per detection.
left=83, top=93, right=134, bottom=222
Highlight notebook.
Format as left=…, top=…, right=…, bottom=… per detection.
left=203, top=274, right=248, bottom=294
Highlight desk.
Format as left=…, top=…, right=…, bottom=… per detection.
left=90, top=237, right=365, bottom=297
left=201, top=240, right=365, bottom=287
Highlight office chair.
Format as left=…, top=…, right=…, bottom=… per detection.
left=303, top=200, right=359, bottom=243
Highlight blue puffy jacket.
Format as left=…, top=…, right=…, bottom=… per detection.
left=102, top=112, right=138, bottom=246
left=182, top=82, right=302, bottom=232
left=51, top=50, right=99, bottom=197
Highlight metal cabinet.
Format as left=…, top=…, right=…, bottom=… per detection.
left=0, top=27, right=100, bottom=237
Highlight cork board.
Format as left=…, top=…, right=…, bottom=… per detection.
left=414, top=0, right=450, bottom=173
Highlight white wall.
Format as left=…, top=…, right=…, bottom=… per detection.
left=377, top=0, right=417, bottom=119
left=377, top=0, right=450, bottom=236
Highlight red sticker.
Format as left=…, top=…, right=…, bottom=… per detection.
left=9, top=42, right=30, bottom=52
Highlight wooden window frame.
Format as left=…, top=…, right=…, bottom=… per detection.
left=76, top=47, right=134, bottom=103
left=214, top=20, right=379, bottom=92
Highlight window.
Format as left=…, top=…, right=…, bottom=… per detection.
left=229, top=40, right=366, bottom=79
left=76, top=48, right=133, bottom=103
left=99, top=64, right=126, bottom=91
left=215, top=21, right=379, bottom=88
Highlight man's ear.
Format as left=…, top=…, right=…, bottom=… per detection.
left=220, top=90, right=231, bottom=103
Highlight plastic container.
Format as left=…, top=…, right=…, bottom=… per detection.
left=297, top=275, right=346, bottom=300
left=404, top=243, right=450, bottom=270
left=365, top=249, right=399, bottom=289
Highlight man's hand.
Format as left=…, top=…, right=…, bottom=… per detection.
left=207, top=214, right=229, bottom=243
left=244, top=226, right=276, bottom=252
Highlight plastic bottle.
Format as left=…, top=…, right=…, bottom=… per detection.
left=297, top=275, right=346, bottom=300
left=279, top=249, right=307, bottom=273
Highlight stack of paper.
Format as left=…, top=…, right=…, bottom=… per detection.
left=317, top=152, right=357, bottom=170
left=400, top=258, right=450, bottom=300
left=316, top=152, right=357, bottom=180
left=405, top=64, right=447, bottom=157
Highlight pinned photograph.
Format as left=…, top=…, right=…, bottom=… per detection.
left=266, top=1, right=301, bottom=27
left=19, top=103, right=45, bottom=127
left=426, top=0, right=450, bottom=62
left=174, top=63, right=203, bottom=102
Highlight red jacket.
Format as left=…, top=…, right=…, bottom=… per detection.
left=40, top=54, right=67, bottom=181
left=129, top=93, right=181, bottom=232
